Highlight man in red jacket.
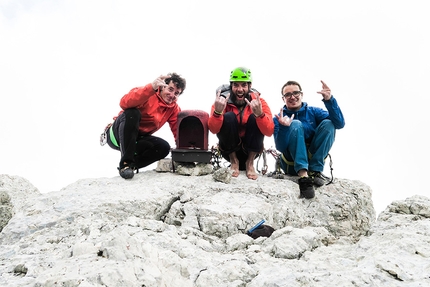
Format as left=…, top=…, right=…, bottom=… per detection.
left=208, top=67, right=274, bottom=180
left=106, top=73, right=186, bottom=179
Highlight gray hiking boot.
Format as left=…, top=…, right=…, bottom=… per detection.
left=298, top=177, right=315, bottom=199
left=309, top=171, right=327, bottom=187
left=118, top=166, right=134, bottom=179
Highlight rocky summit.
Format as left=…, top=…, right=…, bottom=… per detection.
left=0, top=166, right=429, bottom=287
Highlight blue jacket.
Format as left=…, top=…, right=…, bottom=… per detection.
left=273, top=96, right=345, bottom=153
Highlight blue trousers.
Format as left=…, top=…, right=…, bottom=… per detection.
left=281, top=119, right=335, bottom=175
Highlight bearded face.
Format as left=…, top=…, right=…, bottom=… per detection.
left=231, top=82, right=251, bottom=107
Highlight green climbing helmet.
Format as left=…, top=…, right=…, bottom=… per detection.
left=230, top=67, right=252, bottom=82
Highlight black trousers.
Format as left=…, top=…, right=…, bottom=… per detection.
left=216, top=112, right=264, bottom=170
left=107, top=108, right=170, bottom=170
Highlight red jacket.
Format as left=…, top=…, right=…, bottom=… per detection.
left=208, top=91, right=274, bottom=138
left=115, top=83, right=180, bottom=140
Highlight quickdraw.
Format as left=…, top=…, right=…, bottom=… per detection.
left=100, top=123, right=112, bottom=146
left=265, top=148, right=282, bottom=172
left=262, top=148, right=285, bottom=178
left=256, top=149, right=268, bottom=175
left=325, top=153, right=334, bottom=185
left=210, top=144, right=225, bottom=170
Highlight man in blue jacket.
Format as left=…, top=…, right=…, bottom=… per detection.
left=274, top=80, right=345, bottom=199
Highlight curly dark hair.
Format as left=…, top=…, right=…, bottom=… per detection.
left=281, top=80, right=302, bottom=95
left=165, top=73, right=186, bottom=95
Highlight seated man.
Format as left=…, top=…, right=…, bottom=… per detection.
left=208, top=67, right=274, bottom=180
left=105, top=73, right=186, bottom=179
left=274, top=80, right=345, bottom=198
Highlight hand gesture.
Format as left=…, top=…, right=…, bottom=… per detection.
left=317, top=80, right=332, bottom=101
left=214, top=89, right=230, bottom=114
left=152, top=75, right=169, bottom=91
left=275, top=108, right=295, bottom=126
left=245, top=92, right=263, bottom=117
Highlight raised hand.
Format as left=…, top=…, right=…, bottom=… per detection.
left=275, top=107, right=295, bottom=126
left=245, top=92, right=263, bottom=117
left=317, top=80, right=332, bottom=101
left=214, top=89, right=230, bottom=114
left=152, top=75, right=169, bottom=91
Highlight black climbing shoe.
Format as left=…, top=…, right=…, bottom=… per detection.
left=309, top=171, right=328, bottom=187
left=298, top=177, right=315, bottom=199
left=118, top=166, right=134, bottom=179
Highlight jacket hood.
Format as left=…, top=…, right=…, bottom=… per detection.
left=156, top=93, right=178, bottom=108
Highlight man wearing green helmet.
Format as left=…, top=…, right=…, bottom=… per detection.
left=208, top=67, right=274, bottom=180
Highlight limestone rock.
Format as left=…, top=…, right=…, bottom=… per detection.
left=175, top=162, right=213, bottom=176
left=0, top=172, right=429, bottom=287
left=212, top=167, right=232, bottom=183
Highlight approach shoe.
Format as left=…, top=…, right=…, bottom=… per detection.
left=118, top=166, right=134, bottom=179
left=298, top=176, right=315, bottom=199
left=309, top=171, right=327, bottom=187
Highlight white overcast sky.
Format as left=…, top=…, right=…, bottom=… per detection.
left=1, top=0, right=429, bottom=215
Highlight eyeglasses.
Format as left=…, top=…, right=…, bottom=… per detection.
left=283, top=91, right=302, bottom=98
